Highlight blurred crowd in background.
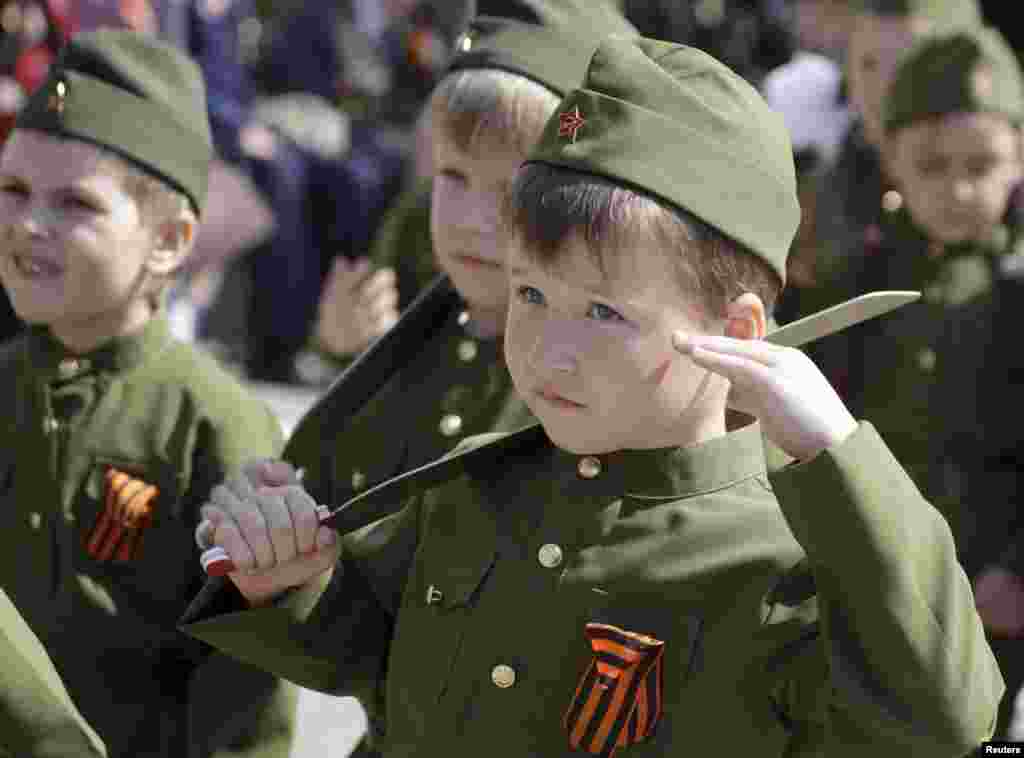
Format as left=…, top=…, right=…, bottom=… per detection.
left=3, top=0, right=1012, bottom=389
left=0, top=0, right=1012, bottom=369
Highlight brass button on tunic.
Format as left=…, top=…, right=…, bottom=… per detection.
left=440, top=414, right=464, bottom=437
left=537, top=543, right=564, bottom=569
left=457, top=339, right=478, bottom=363
left=491, top=664, right=516, bottom=689
left=577, top=456, right=602, bottom=479
left=57, top=358, right=81, bottom=379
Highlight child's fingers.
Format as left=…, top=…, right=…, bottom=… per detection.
left=674, top=333, right=784, bottom=366
left=364, top=283, right=400, bottom=312
left=208, top=482, right=274, bottom=571
left=684, top=340, right=776, bottom=388
left=343, top=258, right=374, bottom=292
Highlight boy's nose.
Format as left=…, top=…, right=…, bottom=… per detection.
left=953, top=179, right=975, bottom=202
left=530, top=322, right=581, bottom=375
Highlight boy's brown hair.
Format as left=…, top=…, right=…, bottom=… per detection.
left=507, top=163, right=783, bottom=321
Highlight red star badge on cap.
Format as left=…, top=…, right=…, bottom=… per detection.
left=558, top=105, right=586, bottom=143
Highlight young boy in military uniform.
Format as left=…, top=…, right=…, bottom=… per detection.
left=2, top=589, right=107, bottom=757
left=0, top=30, right=296, bottom=757
left=815, top=25, right=1024, bottom=740
left=182, top=32, right=1003, bottom=756
left=806, top=0, right=983, bottom=299
left=253, top=2, right=637, bottom=751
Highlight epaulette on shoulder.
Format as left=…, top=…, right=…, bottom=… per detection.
left=322, top=423, right=548, bottom=534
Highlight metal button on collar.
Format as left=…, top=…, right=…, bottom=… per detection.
left=57, top=358, right=81, bottom=379
left=881, top=190, right=903, bottom=213
left=439, top=414, right=463, bottom=437
left=457, top=310, right=471, bottom=328
left=917, top=347, right=937, bottom=372
left=457, top=339, right=478, bottom=363
left=28, top=512, right=41, bottom=530
left=538, top=543, right=563, bottom=569
left=491, top=664, right=516, bottom=689
left=577, top=456, right=602, bottom=479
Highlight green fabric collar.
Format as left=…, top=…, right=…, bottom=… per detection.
left=26, top=314, right=172, bottom=383
left=890, top=207, right=1013, bottom=261
left=544, top=421, right=768, bottom=500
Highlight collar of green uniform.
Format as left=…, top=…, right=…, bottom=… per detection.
left=26, top=313, right=172, bottom=382
left=890, top=206, right=1012, bottom=260
left=550, top=420, right=767, bottom=499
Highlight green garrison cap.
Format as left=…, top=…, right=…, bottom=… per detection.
left=446, top=0, right=639, bottom=96
left=885, top=26, right=1024, bottom=133
left=850, top=0, right=982, bottom=23
left=526, top=36, right=799, bottom=285
left=15, top=29, right=213, bottom=214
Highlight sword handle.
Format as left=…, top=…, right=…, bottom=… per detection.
left=199, top=505, right=332, bottom=577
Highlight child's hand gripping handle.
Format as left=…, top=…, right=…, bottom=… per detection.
left=198, top=504, right=332, bottom=577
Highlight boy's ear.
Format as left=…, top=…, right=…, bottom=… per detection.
left=724, top=292, right=767, bottom=341
left=146, top=209, right=197, bottom=277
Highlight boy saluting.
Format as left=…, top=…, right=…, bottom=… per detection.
left=184, top=34, right=1003, bottom=756
left=0, top=30, right=296, bottom=757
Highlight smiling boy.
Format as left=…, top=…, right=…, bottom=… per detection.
left=183, top=32, right=1002, bottom=757
left=0, top=30, right=296, bottom=757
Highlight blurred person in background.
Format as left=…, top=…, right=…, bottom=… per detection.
left=762, top=0, right=854, bottom=322
left=802, top=0, right=983, bottom=304
left=805, top=24, right=1024, bottom=742
left=0, top=0, right=72, bottom=344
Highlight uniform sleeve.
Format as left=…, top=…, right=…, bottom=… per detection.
left=0, top=591, right=108, bottom=758
left=766, top=421, right=1004, bottom=755
left=180, top=495, right=422, bottom=699
left=175, top=383, right=294, bottom=756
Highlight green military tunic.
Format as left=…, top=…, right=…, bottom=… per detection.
left=1, top=588, right=107, bottom=758
left=182, top=419, right=1002, bottom=756
left=289, top=279, right=535, bottom=509
left=803, top=208, right=1022, bottom=577
left=0, top=315, right=296, bottom=758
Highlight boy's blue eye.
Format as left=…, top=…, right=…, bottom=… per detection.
left=516, top=285, right=545, bottom=305
left=587, top=302, right=625, bottom=322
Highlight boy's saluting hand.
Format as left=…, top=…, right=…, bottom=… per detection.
left=673, top=331, right=858, bottom=462
left=198, top=460, right=339, bottom=606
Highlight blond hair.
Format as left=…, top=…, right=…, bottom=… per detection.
left=430, top=68, right=561, bottom=160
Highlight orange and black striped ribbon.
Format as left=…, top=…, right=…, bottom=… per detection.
left=564, top=623, right=665, bottom=757
left=84, top=468, right=158, bottom=562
